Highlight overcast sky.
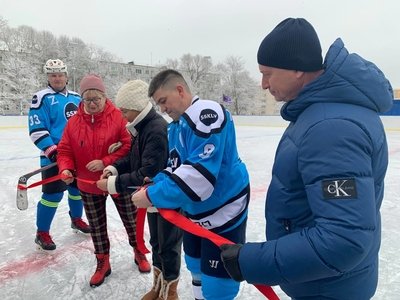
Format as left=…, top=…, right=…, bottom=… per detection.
left=1, top=0, right=399, bottom=88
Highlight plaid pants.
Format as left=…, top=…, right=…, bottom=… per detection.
left=80, top=191, right=137, bottom=254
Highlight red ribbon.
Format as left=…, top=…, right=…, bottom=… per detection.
left=158, top=209, right=279, bottom=300
left=136, top=208, right=150, bottom=254
left=17, top=173, right=151, bottom=254
left=18, top=174, right=279, bottom=300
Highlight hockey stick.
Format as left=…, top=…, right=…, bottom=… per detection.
left=16, top=162, right=57, bottom=211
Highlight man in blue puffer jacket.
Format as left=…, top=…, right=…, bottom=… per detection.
left=220, top=18, right=393, bottom=299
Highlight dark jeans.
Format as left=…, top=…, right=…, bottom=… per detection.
left=148, top=210, right=183, bottom=280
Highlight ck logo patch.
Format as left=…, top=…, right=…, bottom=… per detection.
left=322, top=178, right=357, bottom=199
left=199, top=109, right=218, bottom=126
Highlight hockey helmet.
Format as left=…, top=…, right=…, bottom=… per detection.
left=43, top=59, right=68, bottom=75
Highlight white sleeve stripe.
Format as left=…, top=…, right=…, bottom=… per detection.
left=174, top=164, right=214, bottom=201
left=30, top=130, right=50, bottom=143
left=188, top=193, right=248, bottom=230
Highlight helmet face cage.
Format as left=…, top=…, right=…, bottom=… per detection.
left=43, top=59, right=68, bottom=75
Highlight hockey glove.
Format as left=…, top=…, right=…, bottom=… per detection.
left=44, top=145, right=58, bottom=162
left=220, top=243, right=244, bottom=282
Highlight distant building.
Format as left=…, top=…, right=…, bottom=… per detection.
left=1, top=48, right=398, bottom=116
left=379, top=88, right=399, bottom=116
left=0, top=49, right=161, bottom=115
left=394, top=88, right=400, bottom=99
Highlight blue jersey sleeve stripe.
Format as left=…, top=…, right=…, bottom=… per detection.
left=170, top=173, right=201, bottom=202
left=29, top=127, right=48, bottom=134
left=186, top=185, right=250, bottom=219
left=184, top=160, right=216, bottom=186
left=186, top=185, right=250, bottom=233
left=33, top=133, right=50, bottom=146
left=161, top=169, right=172, bottom=176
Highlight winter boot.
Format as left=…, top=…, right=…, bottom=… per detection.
left=159, top=277, right=179, bottom=300
left=70, top=212, right=91, bottom=234
left=134, top=248, right=151, bottom=273
left=35, top=231, right=56, bottom=251
left=141, top=267, right=162, bottom=300
left=90, top=254, right=111, bottom=287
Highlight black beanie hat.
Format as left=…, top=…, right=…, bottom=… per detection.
left=257, top=18, right=323, bottom=72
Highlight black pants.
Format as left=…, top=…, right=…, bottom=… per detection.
left=148, top=211, right=183, bottom=281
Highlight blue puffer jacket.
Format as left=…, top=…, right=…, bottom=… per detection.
left=239, top=38, right=393, bottom=299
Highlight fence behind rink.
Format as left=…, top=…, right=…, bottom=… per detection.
left=0, top=115, right=399, bottom=131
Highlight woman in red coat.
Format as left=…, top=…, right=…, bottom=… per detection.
left=57, top=74, right=148, bottom=287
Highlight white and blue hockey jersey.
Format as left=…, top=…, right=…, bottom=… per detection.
left=28, top=86, right=80, bottom=166
left=147, top=97, right=250, bottom=233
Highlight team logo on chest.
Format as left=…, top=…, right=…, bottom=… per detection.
left=169, top=148, right=181, bottom=171
left=65, top=103, right=78, bottom=119
left=199, top=109, right=218, bottom=126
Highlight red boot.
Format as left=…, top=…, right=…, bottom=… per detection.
left=35, top=231, right=56, bottom=251
left=90, top=254, right=111, bottom=287
left=70, top=212, right=91, bottom=234
left=134, top=248, right=151, bottom=273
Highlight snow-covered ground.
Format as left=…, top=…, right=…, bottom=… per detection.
left=0, top=116, right=399, bottom=300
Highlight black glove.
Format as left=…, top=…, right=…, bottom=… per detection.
left=220, top=243, right=244, bottom=282
left=44, top=145, right=58, bottom=162
left=48, top=150, right=58, bottom=162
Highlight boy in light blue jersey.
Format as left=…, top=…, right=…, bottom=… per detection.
left=28, top=59, right=89, bottom=251
left=132, top=69, right=250, bottom=300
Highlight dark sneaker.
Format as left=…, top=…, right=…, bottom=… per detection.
left=35, top=231, right=56, bottom=251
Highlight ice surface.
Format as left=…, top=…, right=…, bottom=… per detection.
left=0, top=116, right=399, bottom=299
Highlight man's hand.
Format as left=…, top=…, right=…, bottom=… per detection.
left=61, top=170, right=74, bottom=185
left=96, top=178, right=108, bottom=191
left=220, top=244, right=244, bottom=282
left=131, top=188, right=152, bottom=208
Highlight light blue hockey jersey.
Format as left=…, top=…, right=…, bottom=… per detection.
left=147, top=97, right=249, bottom=233
left=28, top=86, right=80, bottom=166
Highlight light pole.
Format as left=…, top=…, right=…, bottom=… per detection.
left=73, top=66, right=76, bottom=91
left=0, top=78, right=4, bottom=115
left=69, top=41, right=78, bottom=92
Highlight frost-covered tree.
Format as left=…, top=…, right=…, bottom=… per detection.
left=218, top=56, right=258, bottom=115
left=0, top=17, right=118, bottom=112
left=2, top=51, right=41, bottom=101
left=36, top=31, right=59, bottom=59
left=164, top=58, right=179, bottom=70
left=180, top=54, right=212, bottom=86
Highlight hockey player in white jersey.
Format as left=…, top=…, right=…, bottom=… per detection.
left=132, top=69, right=250, bottom=300
left=28, top=59, right=89, bottom=251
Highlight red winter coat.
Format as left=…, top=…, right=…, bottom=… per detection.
left=57, top=99, right=131, bottom=194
